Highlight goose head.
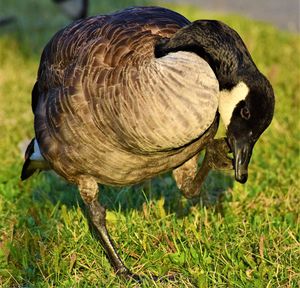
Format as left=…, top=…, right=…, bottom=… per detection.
left=218, top=76, right=274, bottom=183
left=155, top=20, right=275, bottom=183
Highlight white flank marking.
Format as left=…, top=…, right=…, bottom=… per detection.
left=218, top=81, right=249, bottom=128
left=30, top=139, right=45, bottom=161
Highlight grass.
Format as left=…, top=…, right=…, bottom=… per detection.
left=0, top=0, right=299, bottom=287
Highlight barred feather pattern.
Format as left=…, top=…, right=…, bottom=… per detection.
left=33, top=7, right=219, bottom=185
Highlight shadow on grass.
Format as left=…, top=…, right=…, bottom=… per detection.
left=7, top=169, right=233, bottom=286
left=31, top=168, right=234, bottom=217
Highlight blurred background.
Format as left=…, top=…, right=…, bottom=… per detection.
left=170, top=0, right=299, bottom=32
left=1, top=0, right=299, bottom=31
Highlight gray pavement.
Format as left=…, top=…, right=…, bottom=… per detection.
left=166, top=0, right=299, bottom=32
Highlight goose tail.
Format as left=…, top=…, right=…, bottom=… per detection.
left=21, top=138, right=49, bottom=180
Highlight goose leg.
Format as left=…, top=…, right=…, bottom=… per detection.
left=173, top=138, right=233, bottom=198
left=77, top=177, right=134, bottom=278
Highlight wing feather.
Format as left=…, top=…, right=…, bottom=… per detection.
left=32, top=7, right=219, bottom=182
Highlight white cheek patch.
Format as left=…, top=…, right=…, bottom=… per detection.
left=30, top=139, right=45, bottom=161
left=218, top=81, right=249, bottom=128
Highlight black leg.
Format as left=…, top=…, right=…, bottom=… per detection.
left=87, top=199, right=130, bottom=275
left=173, top=138, right=233, bottom=198
left=77, top=177, right=134, bottom=278
left=77, top=176, right=177, bottom=282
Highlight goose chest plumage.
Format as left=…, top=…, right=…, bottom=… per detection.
left=21, top=6, right=275, bottom=279
left=26, top=7, right=219, bottom=185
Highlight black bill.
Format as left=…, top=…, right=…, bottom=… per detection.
left=229, top=138, right=254, bottom=184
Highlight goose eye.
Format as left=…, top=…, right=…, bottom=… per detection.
left=241, top=106, right=250, bottom=120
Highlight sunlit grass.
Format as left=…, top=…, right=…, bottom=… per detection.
left=0, top=0, right=299, bottom=287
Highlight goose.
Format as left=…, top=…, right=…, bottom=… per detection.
left=0, top=16, right=16, bottom=26
left=21, top=6, right=275, bottom=279
left=52, top=0, right=88, bottom=20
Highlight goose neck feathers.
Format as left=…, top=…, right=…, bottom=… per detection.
left=155, top=20, right=256, bottom=90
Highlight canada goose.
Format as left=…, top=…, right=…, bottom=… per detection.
left=52, top=0, right=88, bottom=20
left=0, top=16, right=16, bottom=26
left=21, top=6, right=275, bottom=279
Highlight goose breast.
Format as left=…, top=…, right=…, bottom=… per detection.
left=33, top=7, right=219, bottom=184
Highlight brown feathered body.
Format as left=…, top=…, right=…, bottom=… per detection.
left=29, top=7, right=219, bottom=186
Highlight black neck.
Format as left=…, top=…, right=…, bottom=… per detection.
left=155, top=20, right=256, bottom=90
